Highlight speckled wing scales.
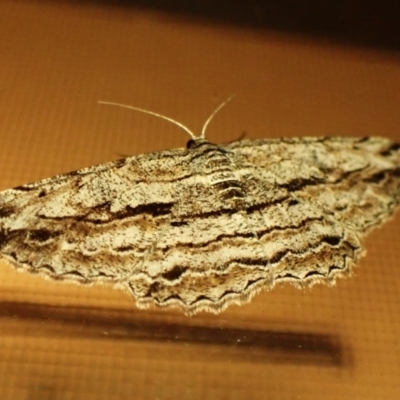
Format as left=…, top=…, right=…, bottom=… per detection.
left=0, top=136, right=399, bottom=314
left=229, top=137, right=400, bottom=232
left=0, top=148, right=191, bottom=286
left=129, top=137, right=400, bottom=313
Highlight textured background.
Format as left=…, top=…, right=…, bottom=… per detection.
left=0, top=1, right=400, bottom=399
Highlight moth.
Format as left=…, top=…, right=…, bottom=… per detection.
left=1, top=97, right=399, bottom=314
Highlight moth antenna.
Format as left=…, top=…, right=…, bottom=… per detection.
left=98, top=101, right=197, bottom=140
left=200, top=94, right=236, bottom=139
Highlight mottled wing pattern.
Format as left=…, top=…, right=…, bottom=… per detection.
left=229, top=137, right=400, bottom=232
left=129, top=137, right=400, bottom=313
left=0, top=137, right=399, bottom=314
left=0, top=148, right=192, bottom=285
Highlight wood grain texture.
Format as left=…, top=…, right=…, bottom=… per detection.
left=0, top=136, right=399, bottom=314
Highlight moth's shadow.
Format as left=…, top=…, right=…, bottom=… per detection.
left=0, top=301, right=347, bottom=367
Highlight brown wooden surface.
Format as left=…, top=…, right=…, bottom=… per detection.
left=0, top=2, right=400, bottom=399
